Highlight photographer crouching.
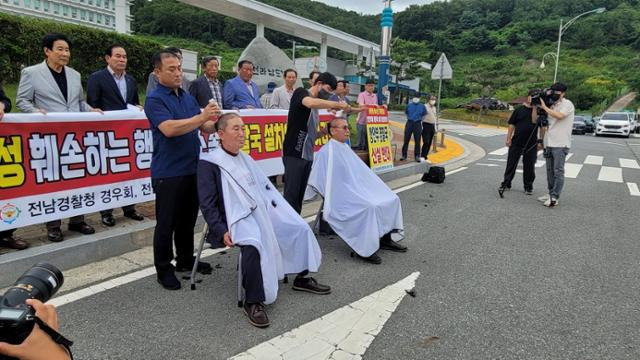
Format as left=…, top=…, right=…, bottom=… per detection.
left=537, top=83, right=575, bottom=207
left=499, top=89, right=545, bottom=196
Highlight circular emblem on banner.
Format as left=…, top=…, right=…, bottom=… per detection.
left=0, top=203, right=21, bottom=224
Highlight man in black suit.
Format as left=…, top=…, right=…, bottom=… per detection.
left=188, top=56, right=224, bottom=108
left=87, top=44, right=144, bottom=227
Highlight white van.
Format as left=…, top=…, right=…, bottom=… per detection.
left=595, top=112, right=632, bottom=138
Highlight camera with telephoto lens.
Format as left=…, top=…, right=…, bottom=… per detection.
left=0, top=263, right=63, bottom=345
left=529, top=88, right=557, bottom=127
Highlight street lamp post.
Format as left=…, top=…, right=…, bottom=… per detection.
left=553, top=7, right=606, bottom=83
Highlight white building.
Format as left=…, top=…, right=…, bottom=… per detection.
left=0, top=0, right=133, bottom=34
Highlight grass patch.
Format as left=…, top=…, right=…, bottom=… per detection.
left=441, top=108, right=512, bottom=128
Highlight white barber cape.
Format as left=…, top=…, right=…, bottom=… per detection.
left=307, top=139, right=404, bottom=257
left=200, top=148, right=322, bottom=304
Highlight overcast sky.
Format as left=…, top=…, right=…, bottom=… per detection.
left=319, top=0, right=436, bottom=15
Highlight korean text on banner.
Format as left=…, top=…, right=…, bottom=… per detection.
left=0, top=109, right=333, bottom=231
left=366, top=106, right=394, bottom=172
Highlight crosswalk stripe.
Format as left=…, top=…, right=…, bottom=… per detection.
left=488, top=147, right=509, bottom=156
left=488, top=158, right=507, bottom=162
left=598, top=166, right=623, bottom=183
left=584, top=155, right=603, bottom=165
left=564, top=163, right=583, bottom=179
left=535, top=160, right=545, bottom=168
left=566, top=153, right=573, bottom=161
left=619, top=158, right=640, bottom=169
left=627, top=182, right=640, bottom=196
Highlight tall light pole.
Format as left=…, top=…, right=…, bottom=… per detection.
left=553, top=7, right=606, bottom=83
left=377, top=0, right=393, bottom=105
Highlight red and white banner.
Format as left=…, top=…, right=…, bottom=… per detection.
left=0, top=109, right=333, bottom=230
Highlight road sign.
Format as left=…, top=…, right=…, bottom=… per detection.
left=431, top=53, right=452, bottom=80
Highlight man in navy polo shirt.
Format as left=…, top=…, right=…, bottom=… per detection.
left=144, top=49, right=220, bottom=290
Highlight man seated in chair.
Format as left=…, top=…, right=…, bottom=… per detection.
left=307, top=117, right=408, bottom=265
left=197, top=113, right=330, bottom=329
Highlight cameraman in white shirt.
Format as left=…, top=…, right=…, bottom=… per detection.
left=538, top=82, right=575, bottom=207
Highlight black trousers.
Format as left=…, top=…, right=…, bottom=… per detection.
left=401, top=121, right=422, bottom=159
left=283, top=156, right=313, bottom=214
left=152, top=175, right=199, bottom=274
left=420, top=122, right=436, bottom=159
left=46, top=215, right=84, bottom=230
left=241, top=245, right=265, bottom=303
left=502, top=144, right=537, bottom=190
left=100, top=204, right=137, bottom=217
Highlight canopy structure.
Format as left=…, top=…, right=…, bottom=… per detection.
left=179, top=0, right=381, bottom=62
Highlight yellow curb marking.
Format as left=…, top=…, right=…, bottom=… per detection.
left=388, top=120, right=465, bottom=164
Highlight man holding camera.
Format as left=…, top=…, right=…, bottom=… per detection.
left=538, top=83, right=575, bottom=207
left=500, top=89, right=544, bottom=196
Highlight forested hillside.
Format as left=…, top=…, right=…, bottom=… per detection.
left=129, top=0, right=640, bottom=112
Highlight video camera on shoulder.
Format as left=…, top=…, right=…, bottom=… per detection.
left=529, top=88, right=556, bottom=127
left=530, top=88, right=556, bottom=108
left=0, top=263, right=63, bottom=346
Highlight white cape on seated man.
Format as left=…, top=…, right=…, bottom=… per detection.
left=198, top=113, right=330, bottom=329
left=307, top=117, right=408, bottom=265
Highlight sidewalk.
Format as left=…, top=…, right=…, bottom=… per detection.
left=388, top=119, right=465, bottom=164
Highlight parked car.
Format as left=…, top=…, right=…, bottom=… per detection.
left=572, top=117, right=587, bottom=135
left=573, top=115, right=595, bottom=134
left=595, top=112, right=632, bottom=138
left=458, top=97, right=509, bottom=111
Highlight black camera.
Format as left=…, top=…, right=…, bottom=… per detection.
left=530, top=88, right=557, bottom=127
left=0, top=263, right=63, bottom=345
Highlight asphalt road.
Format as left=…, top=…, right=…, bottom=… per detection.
left=52, top=128, right=640, bottom=360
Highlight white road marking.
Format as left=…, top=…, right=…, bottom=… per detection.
left=584, top=155, right=604, bottom=165
left=619, top=158, right=640, bottom=169
left=488, top=158, right=507, bottom=162
left=476, top=163, right=500, bottom=167
left=488, top=147, right=509, bottom=156
left=229, top=272, right=421, bottom=360
left=564, top=163, right=583, bottom=179
left=516, top=169, right=523, bottom=173
left=627, top=182, right=640, bottom=196
left=597, top=166, right=624, bottom=183
left=535, top=160, right=546, bottom=168
left=446, top=167, right=468, bottom=175
left=48, top=247, right=229, bottom=307
left=566, top=153, right=574, bottom=161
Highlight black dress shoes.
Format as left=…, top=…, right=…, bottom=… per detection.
left=68, top=222, right=95, bottom=235
left=292, top=277, right=331, bottom=295
left=243, top=302, right=269, bottom=328
left=124, top=211, right=144, bottom=221
left=357, top=252, right=382, bottom=264
left=0, top=235, right=29, bottom=250
left=380, top=238, right=408, bottom=252
left=47, top=228, right=64, bottom=242
left=101, top=214, right=116, bottom=227
left=157, top=272, right=181, bottom=290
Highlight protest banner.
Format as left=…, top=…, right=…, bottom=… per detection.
left=0, top=109, right=332, bottom=230
left=365, top=106, right=394, bottom=172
